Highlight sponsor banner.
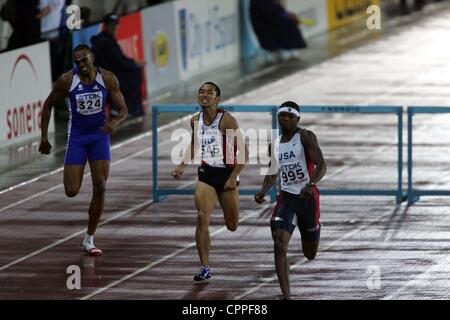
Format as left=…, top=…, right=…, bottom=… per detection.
left=141, top=2, right=180, bottom=95
left=175, top=0, right=240, bottom=80
left=327, top=0, right=380, bottom=30
left=115, top=12, right=145, bottom=64
left=286, top=0, right=328, bottom=39
left=0, top=42, right=53, bottom=147
left=115, top=11, right=147, bottom=100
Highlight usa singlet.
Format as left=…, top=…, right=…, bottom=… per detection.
left=275, top=131, right=311, bottom=194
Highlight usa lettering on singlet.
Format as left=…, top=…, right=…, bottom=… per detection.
left=65, top=67, right=108, bottom=134
left=196, top=110, right=236, bottom=168
left=275, top=132, right=311, bottom=194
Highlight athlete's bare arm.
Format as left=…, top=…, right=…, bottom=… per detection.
left=221, top=112, right=249, bottom=191
left=39, top=71, right=72, bottom=154
left=299, top=128, right=327, bottom=200
left=101, top=69, right=128, bottom=134
left=172, top=115, right=198, bottom=179
left=255, top=142, right=278, bottom=204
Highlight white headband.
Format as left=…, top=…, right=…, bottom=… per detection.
left=277, top=106, right=300, bottom=117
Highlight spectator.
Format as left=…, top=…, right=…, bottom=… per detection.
left=249, top=0, right=306, bottom=54
left=40, top=0, right=67, bottom=80
left=6, top=0, right=42, bottom=50
left=40, top=0, right=65, bottom=40
left=91, top=13, right=145, bottom=117
left=80, top=6, right=91, bottom=27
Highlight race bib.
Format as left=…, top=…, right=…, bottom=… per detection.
left=202, top=143, right=220, bottom=158
left=76, top=91, right=103, bottom=115
left=280, top=162, right=307, bottom=186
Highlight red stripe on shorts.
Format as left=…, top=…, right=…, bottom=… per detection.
left=271, top=192, right=283, bottom=221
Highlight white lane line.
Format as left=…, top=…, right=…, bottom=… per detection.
left=382, top=253, right=450, bottom=300
left=0, top=112, right=194, bottom=196
left=0, top=145, right=149, bottom=214
left=80, top=204, right=272, bottom=300
left=0, top=130, right=179, bottom=213
left=81, top=136, right=403, bottom=300
left=0, top=179, right=195, bottom=272
left=0, top=199, right=153, bottom=272
left=233, top=204, right=403, bottom=300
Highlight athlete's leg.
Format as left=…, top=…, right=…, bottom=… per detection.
left=63, top=165, right=85, bottom=197
left=63, top=136, right=87, bottom=197
left=218, top=188, right=239, bottom=231
left=194, top=181, right=218, bottom=266
left=271, top=228, right=292, bottom=300
left=301, top=234, right=320, bottom=260
left=298, top=189, right=321, bottom=260
left=87, top=160, right=110, bottom=235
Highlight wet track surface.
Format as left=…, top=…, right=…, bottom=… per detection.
left=1, top=2, right=450, bottom=300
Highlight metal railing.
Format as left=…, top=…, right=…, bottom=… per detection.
left=407, top=106, right=450, bottom=204
left=152, top=104, right=406, bottom=203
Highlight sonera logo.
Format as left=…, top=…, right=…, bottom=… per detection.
left=9, top=54, right=37, bottom=86
left=151, top=31, right=169, bottom=69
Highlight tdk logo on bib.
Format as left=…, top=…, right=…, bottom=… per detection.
left=75, top=91, right=103, bottom=115
left=202, top=135, right=216, bottom=145
left=78, top=92, right=102, bottom=101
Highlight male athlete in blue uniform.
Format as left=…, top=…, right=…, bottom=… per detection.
left=39, top=44, right=128, bottom=256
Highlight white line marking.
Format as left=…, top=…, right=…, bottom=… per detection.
left=0, top=130, right=178, bottom=213
left=233, top=204, right=403, bottom=300
left=81, top=204, right=271, bottom=300
left=0, top=113, right=193, bottom=196
left=0, top=180, right=194, bottom=272
left=382, top=253, right=450, bottom=300
left=0, top=199, right=154, bottom=272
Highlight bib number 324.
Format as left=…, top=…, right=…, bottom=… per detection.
left=76, top=92, right=103, bottom=115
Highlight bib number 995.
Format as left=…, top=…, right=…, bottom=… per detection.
left=281, top=168, right=304, bottom=183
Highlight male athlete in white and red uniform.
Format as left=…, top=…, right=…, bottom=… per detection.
left=172, top=82, right=248, bottom=281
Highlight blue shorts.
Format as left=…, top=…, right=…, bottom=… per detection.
left=64, top=130, right=110, bottom=165
left=270, top=189, right=321, bottom=242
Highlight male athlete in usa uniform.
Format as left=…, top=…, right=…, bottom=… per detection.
left=39, top=44, right=128, bottom=256
left=255, top=101, right=327, bottom=299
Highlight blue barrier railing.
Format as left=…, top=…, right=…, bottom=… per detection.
left=152, top=105, right=279, bottom=203
left=407, top=107, right=450, bottom=204
left=152, top=105, right=406, bottom=204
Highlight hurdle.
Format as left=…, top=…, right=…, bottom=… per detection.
left=152, top=105, right=406, bottom=204
left=152, top=105, right=279, bottom=203
left=407, top=106, right=450, bottom=204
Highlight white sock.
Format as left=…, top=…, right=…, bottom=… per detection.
left=83, top=234, right=95, bottom=250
